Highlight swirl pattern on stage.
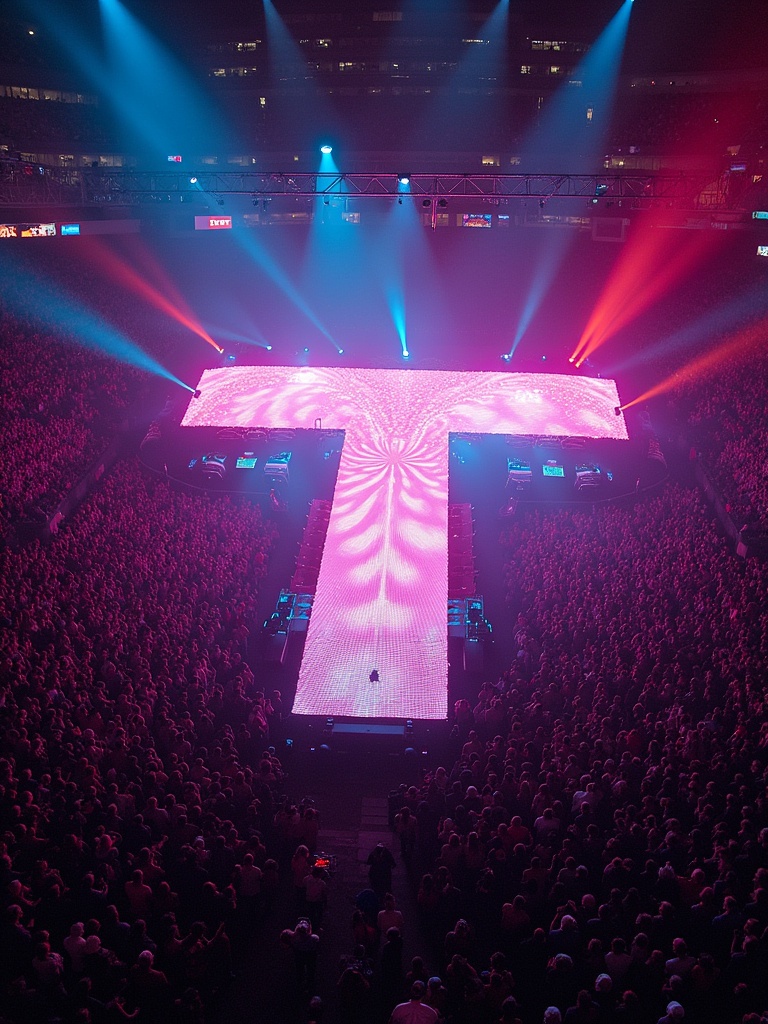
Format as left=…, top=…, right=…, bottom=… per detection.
left=182, top=367, right=627, bottom=719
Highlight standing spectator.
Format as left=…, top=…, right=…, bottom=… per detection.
left=389, top=980, right=438, bottom=1024
left=367, top=843, right=397, bottom=896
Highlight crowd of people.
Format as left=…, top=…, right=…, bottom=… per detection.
left=1, top=239, right=768, bottom=1024
left=0, top=450, right=289, bottom=1023
left=0, top=310, right=140, bottom=529
left=367, top=477, right=768, bottom=1024
left=685, top=356, right=768, bottom=529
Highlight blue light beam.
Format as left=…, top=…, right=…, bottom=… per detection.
left=520, top=0, right=634, bottom=173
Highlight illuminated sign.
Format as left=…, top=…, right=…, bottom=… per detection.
left=194, top=215, right=233, bottom=231
left=21, top=223, right=56, bottom=237
left=462, top=213, right=492, bottom=228
left=167, top=155, right=182, bottom=163
left=61, top=224, right=81, bottom=236
left=758, top=245, right=768, bottom=258
left=0, top=222, right=56, bottom=238
left=752, top=211, right=768, bottom=220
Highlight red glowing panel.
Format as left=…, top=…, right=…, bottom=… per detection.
left=182, top=367, right=627, bottom=719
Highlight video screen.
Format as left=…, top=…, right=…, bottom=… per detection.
left=21, top=223, right=56, bottom=237
left=462, top=214, right=492, bottom=228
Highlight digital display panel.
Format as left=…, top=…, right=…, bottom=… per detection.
left=757, top=245, right=768, bottom=257
left=752, top=211, right=768, bottom=220
left=462, top=213, right=492, bottom=228
left=1, top=222, right=57, bottom=238
left=235, top=455, right=258, bottom=469
left=20, top=223, right=56, bottom=237
left=61, top=224, right=81, bottom=236
left=543, top=462, right=565, bottom=477
left=182, top=366, right=627, bottom=720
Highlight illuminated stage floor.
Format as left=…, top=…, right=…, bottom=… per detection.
left=181, top=366, right=628, bottom=720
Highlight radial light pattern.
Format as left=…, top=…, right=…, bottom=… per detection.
left=182, top=367, right=627, bottom=719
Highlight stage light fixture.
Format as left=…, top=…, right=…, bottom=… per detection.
left=614, top=406, right=622, bottom=416
left=320, top=144, right=333, bottom=155
left=193, top=389, right=201, bottom=399
left=402, top=349, right=410, bottom=359
left=338, top=348, right=344, bottom=355
left=422, top=199, right=431, bottom=208
left=595, top=183, right=609, bottom=196
left=189, top=176, right=198, bottom=184
left=501, top=353, right=511, bottom=362
left=397, top=173, right=411, bottom=185
left=265, top=345, right=273, bottom=351
left=438, top=199, right=447, bottom=208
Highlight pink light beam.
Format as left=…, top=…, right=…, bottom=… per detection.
left=182, top=366, right=627, bottom=720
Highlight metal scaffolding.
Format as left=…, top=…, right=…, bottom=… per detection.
left=0, top=164, right=728, bottom=210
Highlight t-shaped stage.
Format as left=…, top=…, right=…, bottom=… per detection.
left=182, top=366, right=627, bottom=720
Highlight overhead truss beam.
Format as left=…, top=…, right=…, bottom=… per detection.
left=0, top=167, right=728, bottom=209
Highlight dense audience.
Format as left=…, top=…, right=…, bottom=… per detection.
left=0, top=312, right=140, bottom=528
left=0, top=457, right=287, bottom=1023
left=685, top=356, right=768, bottom=528
left=378, top=481, right=768, bottom=1024
left=1, top=274, right=768, bottom=1024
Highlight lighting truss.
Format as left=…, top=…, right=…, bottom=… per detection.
left=0, top=166, right=731, bottom=210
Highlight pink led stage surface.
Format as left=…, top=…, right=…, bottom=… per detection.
left=182, top=367, right=627, bottom=719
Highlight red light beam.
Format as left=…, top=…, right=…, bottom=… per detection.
left=620, top=311, right=768, bottom=411
left=84, top=239, right=222, bottom=353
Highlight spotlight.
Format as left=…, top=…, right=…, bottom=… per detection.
left=402, top=349, right=410, bottom=359
left=541, top=355, right=547, bottom=361
left=614, top=406, right=622, bottom=416
left=189, top=176, right=198, bottom=184
left=265, top=345, right=273, bottom=351
left=568, top=356, right=575, bottom=363
left=193, top=389, right=201, bottom=399
left=595, top=183, right=609, bottom=196
left=320, top=144, right=333, bottom=155
left=226, top=352, right=236, bottom=362
left=338, top=348, right=344, bottom=355
left=501, top=353, right=511, bottom=362
left=397, top=173, right=411, bottom=185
